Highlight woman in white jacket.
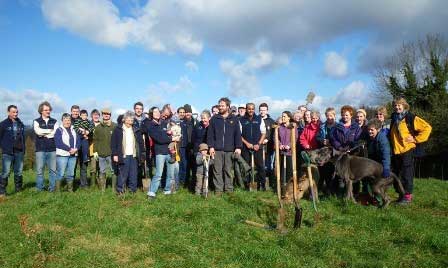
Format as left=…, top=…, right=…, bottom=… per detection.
left=55, top=113, right=81, bottom=192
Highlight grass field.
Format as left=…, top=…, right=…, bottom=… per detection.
left=0, top=170, right=447, bottom=268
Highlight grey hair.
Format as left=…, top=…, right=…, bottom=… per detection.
left=201, top=109, right=211, bottom=119
left=122, top=111, right=135, bottom=122
left=61, top=113, right=71, bottom=121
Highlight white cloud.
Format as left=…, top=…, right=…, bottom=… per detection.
left=41, top=0, right=448, bottom=68
left=148, top=75, right=194, bottom=93
left=324, top=51, right=348, bottom=79
left=185, top=61, right=198, bottom=72
left=220, top=50, right=289, bottom=97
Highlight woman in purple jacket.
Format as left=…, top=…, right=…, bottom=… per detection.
left=278, top=111, right=298, bottom=187
left=330, top=105, right=362, bottom=152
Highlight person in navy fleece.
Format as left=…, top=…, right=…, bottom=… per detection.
left=207, top=97, right=242, bottom=196
left=55, top=113, right=81, bottom=192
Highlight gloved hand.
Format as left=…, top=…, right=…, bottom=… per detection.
left=93, top=152, right=99, bottom=161
left=382, top=169, right=390, bottom=178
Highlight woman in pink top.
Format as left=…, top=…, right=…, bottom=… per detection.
left=300, top=111, right=321, bottom=150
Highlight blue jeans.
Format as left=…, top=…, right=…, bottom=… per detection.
left=179, top=147, right=188, bottom=184
left=1, top=152, right=24, bottom=194
left=56, top=156, right=77, bottom=186
left=35, top=151, right=57, bottom=191
left=80, top=138, right=89, bottom=162
left=117, top=156, right=138, bottom=193
left=98, top=156, right=113, bottom=175
left=148, top=154, right=174, bottom=196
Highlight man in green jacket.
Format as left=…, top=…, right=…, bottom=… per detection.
left=93, top=108, right=116, bottom=191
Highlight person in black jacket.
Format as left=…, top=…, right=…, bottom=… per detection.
left=133, top=102, right=152, bottom=187
left=0, top=105, right=26, bottom=196
left=207, top=97, right=242, bottom=196
left=111, top=111, right=145, bottom=194
left=146, top=107, right=179, bottom=199
left=259, top=103, right=275, bottom=186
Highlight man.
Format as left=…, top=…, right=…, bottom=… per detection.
left=179, top=104, right=196, bottom=188
left=207, top=97, right=242, bottom=196
left=230, top=106, right=238, bottom=117
left=89, top=109, right=101, bottom=187
left=177, top=107, right=186, bottom=121
left=259, top=103, right=275, bottom=186
left=70, top=104, right=89, bottom=188
left=240, top=103, right=266, bottom=190
left=33, top=101, right=58, bottom=191
left=93, top=108, right=117, bottom=191
left=133, top=102, right=152, bottom=187
left=0, top=105, right=26, bottom=197
left=238, top=106, right=246, bottom=118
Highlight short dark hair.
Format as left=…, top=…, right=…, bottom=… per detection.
left=259, top=103, right=268, bottom=109
left=218, top=97, right=231, bottom=107
left=91, top=109, right=100, bottom=115
left=7, top=105, right=17, bottom=112
left=71, top=105, right=80, bottom=111
left=80, top=109, right=88, bottom=115
left=38, top=101, right=52, bottom=114
left=245, top=103, right=255, bottom=109
left=177, top=107, right=185, bottom=113
left=211, top=105, right=219, bottom=111
left=134, top=102, right=144, bottom=109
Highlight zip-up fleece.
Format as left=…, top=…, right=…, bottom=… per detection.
left=207, top=113, right=242, bottom=152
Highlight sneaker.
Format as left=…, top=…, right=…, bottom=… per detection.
left=397, top=193, right=412, bottom=206
left=163, top=190, right=172, bottom=195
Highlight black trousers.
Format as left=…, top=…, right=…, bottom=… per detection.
left=242, top=148, right=266, bottom=188
left=392, top=149, right=414, bottom=194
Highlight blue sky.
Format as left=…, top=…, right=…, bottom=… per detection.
left=1, top=0, right=446, bottom=124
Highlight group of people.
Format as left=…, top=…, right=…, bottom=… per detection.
left=0, top=96, right=431, bottom=205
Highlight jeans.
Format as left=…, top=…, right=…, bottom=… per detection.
left=1, top=152, right=24, bottom=194
left=117, top=156, right=138, bottom=193
left=98, top=156, right=114, bottom=176
left=80, top=138, right=89, bottom=162
left=35, top=151, right=57, bottom=191
left=179, top=147, right=192, bottom=184
left=148, top=154, right=174, bottom=196
left=56, top=156, right=77, bottom=187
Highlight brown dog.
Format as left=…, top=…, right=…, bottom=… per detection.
left=283, top=174, right=318, bottom=204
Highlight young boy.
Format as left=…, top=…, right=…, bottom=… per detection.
left=74, top=110, right=94, bottom=163
left=195, top=143, right=213, bottom=196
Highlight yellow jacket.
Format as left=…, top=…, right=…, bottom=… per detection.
left=390, top=115, right=432, bottom=155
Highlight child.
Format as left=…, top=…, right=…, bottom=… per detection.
left=195, top=143, right=213, bottom=196
left=73, top=110, right=94, bottom=163
left=166, top=121, right=182, bottom=164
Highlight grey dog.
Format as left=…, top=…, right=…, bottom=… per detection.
left=309, top=147, right=405, bottom=208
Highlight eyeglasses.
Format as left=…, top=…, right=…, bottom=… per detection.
left=102, top=113, right=111, bottom=115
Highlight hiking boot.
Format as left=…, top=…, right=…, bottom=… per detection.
left=15, top=176, right=23, bottom=193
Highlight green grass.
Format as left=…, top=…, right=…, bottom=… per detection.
left=0, top=170, right=447, bottom=268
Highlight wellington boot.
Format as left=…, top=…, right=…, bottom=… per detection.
left=99, top=174, right=106, bottom=192
left=90, top=173, right=97, bottom=189
left=111, top=175, right=117, bottom=192
left=67, top=181, right=74, bottom=192
left=55, top=180, right=62, bottom=192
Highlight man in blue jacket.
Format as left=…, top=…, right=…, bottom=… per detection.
left=0, top=105, right=26, bottom=197
left=207, top=97, right=242, bottom=196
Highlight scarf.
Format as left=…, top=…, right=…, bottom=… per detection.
left=392, top=111, right=407, bottom=125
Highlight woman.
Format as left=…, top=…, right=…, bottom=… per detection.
left=55, top=113, right=80, bottom=192
left=330, top=105, right=362, bottom=151
left=299, top=111, right=321, bottom=150
left=316, top=107, right=337, bottom=195
left=330, top=105, right=362, bottom=195
left=147, top=107, right=179, bottom=199
left=375, top=106, right=390, bottom=135
left=390, top=97, right=431, bottom=205
left=111, top=111, right=145, bottom=195
left=278, top=111, right=298, bottom=187
left=356, top=109, right=369, bottom=142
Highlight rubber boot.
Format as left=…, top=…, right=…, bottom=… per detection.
left=67, top=181, right=74, bottom=192
left=15, top=176, right=23, bottom=193
left=90, top=172, right=97, bottom=189
left=99, top=174, right=106, bottom=192
left=111, top=175, right=117, bottom=192
left=55, top=180, right=62, bottom=192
